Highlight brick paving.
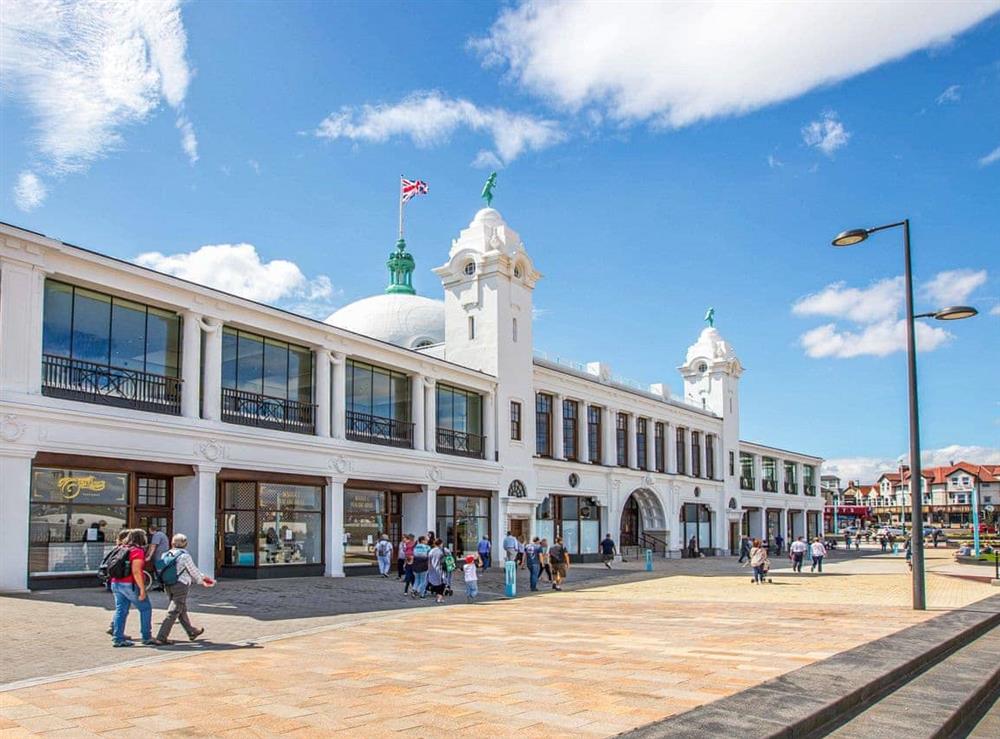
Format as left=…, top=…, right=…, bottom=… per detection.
left=0, top=547, right=994, bottom=737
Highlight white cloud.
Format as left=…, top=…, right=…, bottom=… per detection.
left=990, top=304, right=1000, bottom=316
left=472, top=150, right=504, bottom=169
left=13, top=170, right=47, bottom=211
left=134, top=243, right=339, bottom=318
left=248, top=159, right=261, bottom=174
left=920, top=268, right=987, bottom=306
left=978, top=145, right=1000, bottom=167
left=315, top=91, right=565, bottom=165
left=802, top=111, right=850, bottom=156
left=793, top=277, right=903, bottom=324
left=472, top=1, right=998, bottom=127
left=825, top=446, right=1000, bottom=482
left=800, top=319, right=952, bottom=358
left=1, top=0, right=196, bottom=174
left=936, top=84, right=961, bottom=104
left=177, top=115, right=198, bottom=164
left=767, top=154, right=783, bottom=169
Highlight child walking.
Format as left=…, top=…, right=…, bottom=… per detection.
left=463, top=554, right=479, bottom=603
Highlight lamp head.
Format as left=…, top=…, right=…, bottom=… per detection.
left=831, top=228, right=869, bottom=247
left=932, top=306, right=978, bottom=321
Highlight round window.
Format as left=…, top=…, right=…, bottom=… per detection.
left=463, top=262, right=476, bottom=276
left=698, top=362, right=708, bottom=373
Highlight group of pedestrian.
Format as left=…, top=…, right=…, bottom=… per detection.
left=742, top=535, right=828, bottom=582
left=397, top=532, right=460, bottom=604
left=101, top=525, right=213, bottom=648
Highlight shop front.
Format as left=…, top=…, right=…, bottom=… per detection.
left=27, top=453, right=192, bottom=589
left=341, top=480, right=424, bottom=569
left=535, top=494, right=602, bottom=561
left=680, top=503, right=714, bottom=556
left=216, top=470, right=325, bottom=578
left=437, top=488, right=493, bottom=557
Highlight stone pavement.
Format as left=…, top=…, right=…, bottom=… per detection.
left=0, top=547, right=994, bottom=737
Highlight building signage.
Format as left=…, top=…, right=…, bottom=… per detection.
left=31, top=468, right=128, bottom=505
left=57, top=475, right=106, bottom=500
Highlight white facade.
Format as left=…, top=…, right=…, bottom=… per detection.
left=0, top=209, right=823, bottom=591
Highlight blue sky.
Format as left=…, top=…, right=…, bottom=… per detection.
left=2, top=1, right=998, bottom=481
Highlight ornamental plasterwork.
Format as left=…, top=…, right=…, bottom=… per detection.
left=330, top=456, right=351, bottom=475
left=0, top=414, right=25, bottom=442
left=426, top=466, right=442, bottom=482
left=196, top=439, right=224, bottom=461
left=642, top=474, right=655, bottom=487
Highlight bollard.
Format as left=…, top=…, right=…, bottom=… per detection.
left=504, top=559, right=516, bottom=597
left=892, top=542, right=899, bottom=555
left=644, top=548, right=653, bottom=572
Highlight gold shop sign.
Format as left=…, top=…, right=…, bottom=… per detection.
left=58, top=475, right=106, bottom=500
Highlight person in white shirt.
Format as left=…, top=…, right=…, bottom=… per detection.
left=374, top=534, right=393, bottom=578
left=462, top=554, right=479, bottom=602
left=152, top=533, right=214, bottom=645
left=789, top=536, right=808, bottom=573
left=810, top=538, right=828, bottom=573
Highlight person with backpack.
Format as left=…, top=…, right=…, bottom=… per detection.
left=426, top=538, right=447, bottom=604
left=109, top=529, right=153, bottom=647
left=442, top=545, right=457, bottom=596
left=374, top=534, right=393, bottom=578
left=410, top=536, right=430, bottom=598
left=103, top=529, right=131, bottom=637
left=151, top=533, right=215, bottom=645
left=548, top=536, right=570, bottom=591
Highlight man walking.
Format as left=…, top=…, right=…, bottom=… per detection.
left=524, top=537, right=542, bottom=591
left=152, top=533, right=214, bottom=645
left=789, top=536, right=808, bottom=573
left=375, top=534, right=393, bottom=577
left=600, top=533, right=616, bottom=568
left=738, top=535, right=751, bottom=564
left=774, top=531, right=784, bottom=556
left=146, top=522, right=171, bottom=591
left=477, top=535, right=491, bottom=570
left=810, top=537, right=827, bottom=573
left=548, top=536, right=570, bottom=591
left=502, top=530, right=518, bottom=562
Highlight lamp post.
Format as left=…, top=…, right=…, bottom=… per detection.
left=831, top=220, right=977, bottom=610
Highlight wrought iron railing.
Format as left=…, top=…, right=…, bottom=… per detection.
left=436, top=427, right=485, bottom=459
left=762, top=479, right=777, bottom=492
left=346, top=410, right=414, bottom=448
left=740, top=477, right=756, bottom=491
left=785, top=482, right=799, bottom=494
left=42, top=354, right=181, bottom=415
left=221, top=387, right=315, bottom=434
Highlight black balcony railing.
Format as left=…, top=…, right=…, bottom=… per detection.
left=42, top=354, right=181, bottom=415
left=762, top=479, right=777, bottom=493
left=785, top=482, right=799, bottom=494
left=346, top=410, right=414, bottom=448
left=740, top=476, right=756, bottom=491
left=436, top=427, right=486, bottom=459
left=221, top=387, right=315, bottom=434
left=804, top=484, right=817, bottom=496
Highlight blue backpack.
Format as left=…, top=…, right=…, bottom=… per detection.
left=155, top=549, right=183, bottom=586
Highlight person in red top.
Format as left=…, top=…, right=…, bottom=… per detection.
left=110, top=529, right=154, bottom=647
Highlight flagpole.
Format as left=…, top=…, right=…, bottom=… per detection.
left=398, top=175, right=404, bottom=241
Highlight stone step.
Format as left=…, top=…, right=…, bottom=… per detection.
left=968, top=692, right=1000, bottom=738
left=824, top=626, right=1000, bottom=738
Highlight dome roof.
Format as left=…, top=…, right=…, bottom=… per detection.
left=326, top=293, right=445, bottom=349
left=685, top=327, right=738, bottom=365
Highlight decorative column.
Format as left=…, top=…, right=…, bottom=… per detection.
left=754, top=454, right=763, bottom=493
left=602, top=407, right=617, bottom=466
left=180, top=311, right=202, bottom=419
left=797, top=463, right=805, bottom=497
left=666, top=423, right=676, bottom=474
left=699, top=432, right=708, bottom=480
left=325, top=477, right=345, bottom=577
left=424, top=378, right=436, bottom=452
left=778, top=459, right=787, bottom=495
left=483, top=390, right=496, bottom=462
left=552, top=393, right=564, bottom=460
left=412, top=373, right=425, bottom=451
left=200, top=318, right=223, bottom=421
left=576, top=400, right=589, bottom=464
left=645, top=420, right=656, bottom=473
left=331, top=352, right=346, bottom=439
left=314, top=348, right=331, bottom=437
left=0, top=446, right=36, bottom=592
left=0, top=259, right=46, bottom=395
left=423, top=484, right=439, bottom=536
left=627, top=413, right=638, bottom=469
left=173, top=465, right=220, bottom=579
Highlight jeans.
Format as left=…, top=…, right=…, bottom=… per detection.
left=403, top=563, right=414, bottom=593
left=527, top=561, right=540, bottom=591
left=752, top=565, right=765, bottom=583
left=377, top=554, right=391, bottom=576
left=397, top=558, right=405, bottom=577
left=111, top=582, right=152, bottom=642
left=413, top=571, right=428, bottom=596
left=792, top=554, right=803, bottom=572
left=465, top=581, right=478, bottom=600
left=156, top=582, right=196, bottom=640
left=812, top=556, right=824, bottom=572
left=479, top=552, right=490, bottom=569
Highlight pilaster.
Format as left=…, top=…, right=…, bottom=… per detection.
left=552, top=393, right=564, bottom=460
left=180, top=311, right=202, bottom=419
left=325, top=477, right=346, bottom=577
left=314, top=348, right=331, bottom=437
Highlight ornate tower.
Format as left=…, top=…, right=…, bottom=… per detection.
left=385, top=238, right=416, bottom=295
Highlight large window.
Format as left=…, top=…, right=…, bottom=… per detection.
left=740, top=452, right=755, bottom=490
left=535, top=495, right=600, bottom=555
left=635, top=418, right=648, bottom=471
left=804, top=465, right=817, bottom=496
left=510, top=401, right=522, bottom=440
left=221, top=328, right=314, bottom=433
left=345, top=359, right=412, bottom=446
left=784, top=461, right=798, bottom=494
left=219, top=481, right=322, bottom=569
left=691, top=431, right=702, bottom=478
left=676, top=428, right=687, bottom=475
left=655, top=422, right=665, bottom=473
left=438, top=494, right=491, bottom=557
left=563, top=400, right=578, bottom=460
left=616, top=413, right=628, bottom=467
left=436, top=384, right=484, bottom=458
left=41, top=280, right=182, bottom=413
left=762, top=457, right=778, bottom=492
left=705, top=435, right=715, bottom=479
left=535, top=393, right=553, bottom=457
left=681, top=503, right=713, bottom=556
left=343, top=489, right=401, bottom=564
left=587, top=406, right=602, bottom=464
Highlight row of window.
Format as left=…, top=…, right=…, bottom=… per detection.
left=739, top=452, right=817, bottom=494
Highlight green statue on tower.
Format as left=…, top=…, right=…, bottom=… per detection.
left=481, top=171, right=498, bottom=207
left=704, top=307, right=715, bottom=328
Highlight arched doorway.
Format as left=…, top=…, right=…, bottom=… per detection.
left=619, top=488, right=667, bottom=550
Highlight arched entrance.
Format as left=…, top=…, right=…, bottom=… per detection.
left=619, top=488, right=667, bottom=549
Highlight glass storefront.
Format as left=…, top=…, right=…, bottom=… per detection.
left=681, top=503, right=713, bottom=555
left=536, top=495, right=601, bottom=555
left=343, top=489, right=402, bottom=564
left=219, top=481, right=323, bottom=570
left=437, top=493, right=491, bottom=556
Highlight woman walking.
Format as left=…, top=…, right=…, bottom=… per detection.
left=427, top=538, right=447, bottom=604
left=110, top=529, right=154, bottom=647
left=748, top=538, right=768, bottom=584
left=538, top=538, right=552, bottom=583
left=411, top=535, right=430, bottom=598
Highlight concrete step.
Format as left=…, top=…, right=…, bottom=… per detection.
left=968, top=692, right=1000, bottom=738
left=824, top=626, right=1000, bottom=738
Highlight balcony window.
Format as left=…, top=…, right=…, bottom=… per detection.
left=587, top=406, right=602, bottom=464
left=436, top=384, right=484, bottom=459
left=345, top=359, right=412, bottom=447
left=804, top=465, right=816, bottom=496
left=535, top=393, right=553, bottom=457
left=784, top=461, right=798, bottom=494
left=676, top=428, right=687, bottom=475
left=691, top=431, right=702, bottom=478
left=221, top=328, right=315, bottom=433
left=562, top=400, right=578, bottom=460
left=636, top=418, right=648, bottom=471
left=762, top=456, right=777, bottom=492
left=616, top=413, right=628, bottom=467
left=705, top=435, right=715, bottom=479
left=740, top=452, right=755, bottom=490
left=654, top=423, right=665, bottom=473
left=41, top=280, right=182, bottom=414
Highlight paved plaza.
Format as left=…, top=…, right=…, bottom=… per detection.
left=0, top=546, right=995, bottom=737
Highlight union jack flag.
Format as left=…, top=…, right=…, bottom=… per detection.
left=401, top=177, right=429, bottom=203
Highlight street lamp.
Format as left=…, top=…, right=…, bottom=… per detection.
left=831, top=219, right=977, bottom=610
